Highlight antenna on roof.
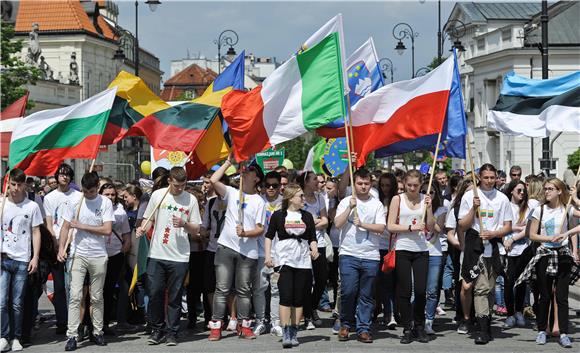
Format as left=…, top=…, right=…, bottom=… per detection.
left=187, top=48, right=190, bottom=59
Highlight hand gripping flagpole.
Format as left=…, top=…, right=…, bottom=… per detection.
left=466, top=132, right=486, bottom=245
left=422, top=132, right=443, bottom=223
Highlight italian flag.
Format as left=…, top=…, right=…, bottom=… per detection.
left=9, top=88, right=117, bottom=176
left=222, top=15, right=347, bottom=161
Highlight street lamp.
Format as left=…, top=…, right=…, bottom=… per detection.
left=419, top=0, right=442, bottom=64
left=393, top=23, right=418, bottom=78
left=443, top=19, right=467, bottom=53
left=378, top=57, right=394, bottom=83
left=214, top=30, right=239, bottom=74
left=415, top=67, right=431, bottom=77
left=133, top=0, right=161, bottom=77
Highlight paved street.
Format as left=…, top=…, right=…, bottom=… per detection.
left=20, top=288, right=580, bottom=353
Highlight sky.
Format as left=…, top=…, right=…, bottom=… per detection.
left=116, top=0, right=460, bottom=84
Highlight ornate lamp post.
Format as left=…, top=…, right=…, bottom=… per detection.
left=443, top=19, right=467, bottom=53
left=214, top=30, right=239, bottom=74
left=378, top=57, right=394, bottom=83
left=133, top=0, right=161, bottom=77
left=415, top=67, right=431, bottom=77
left=393, top=23, right=418, bottom=78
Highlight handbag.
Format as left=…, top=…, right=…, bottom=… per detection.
left=381, top=198, right=400, bottom=274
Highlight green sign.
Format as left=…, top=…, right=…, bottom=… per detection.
left=256, top=148, right=285, bottom=171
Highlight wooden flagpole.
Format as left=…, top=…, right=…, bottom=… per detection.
left=343, top=93, right=358, bottom=218
left=421, top=132, right=443, bottom=223
left=0, top=174, right=10, bottom=239
left=238, top=161, right=245, bottom=228
left=466, top=132, right=486, bottom=244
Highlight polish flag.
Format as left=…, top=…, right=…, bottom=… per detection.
left=351, top=56, right=455, bottom=166
left=1, top=92, right=29, bottom=158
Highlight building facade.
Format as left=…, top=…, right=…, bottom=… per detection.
left=446, top=1, right=580, bottom=178
left=9, top=0, right=163, bottom=180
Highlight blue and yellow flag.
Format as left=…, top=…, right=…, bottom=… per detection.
left=189, top=51, right=245, bottom=177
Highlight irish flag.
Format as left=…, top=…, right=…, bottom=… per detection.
left=9, top=88, right=116, bottom=176
left=222, top=15, right=347, bottom=161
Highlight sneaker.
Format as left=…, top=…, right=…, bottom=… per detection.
left=414, top=327, right=429, bottom=343
left=290, top=325, right=299, bottom=347
left=282, top=326, right=292, bottom=349
left=253, top=322, right=267, bottom=336
left=319, top=305, right=332, bottom=312
left=425, top=319, right=435, bottom=335
left=305, top=320, right=315, bottom=330
left=148, top=331, right=166, bottom=345
left=495, top=306, right=507, bottom=316
left=208, top=321, right=222, bottom=341
left=93, top=334, right=107, bottom=346
left=0, top=338, right=10, bottom=352
left=311, top=310, right=323, bottom=327
left=400, top=329, right=413, bottom=344
left=338, top=326, right=349, bottom=341
left=514, top=312, right=526, bottom=327
left=270, top=324, right=283, bottom=337
left=226, top=318, right=238, bottom=331
left=503, top=316, right=516, bottom=328
left=239, top=319, right=256, bottom=339
left=457, top=320, right=469, bottom=334
left=166, top=335, right=177, bottom=346
left=10, top=339, right=23, bottom=352
left=436, top=306, right=447, bottom=316
left=332, top=318, right=341, bottom=334
left=387, top=317, right=397, bottom=330
left=535, top=331, right=547, bottom=345
left=64, top=337, right=77, bottom=351
left=559, top=334, right=572, bottom=348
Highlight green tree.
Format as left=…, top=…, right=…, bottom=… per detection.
left=277, top=134, right=318, bottom=170
left=567, top=147, right=580, bottom=172
left=428, top=56, right=446, bottom=70
left=1, top=24, right=40, bottom=109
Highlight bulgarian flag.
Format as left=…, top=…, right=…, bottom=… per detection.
left=9, top=88, right=117, bottom=176
left=222, top=14, right=347, bottom=161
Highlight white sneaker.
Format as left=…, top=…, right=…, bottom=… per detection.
left=514, top=312, right=526, bottom=327
left=504, top=316, right=516, bottom=328
left=306, top=320, right=315, bottom=330
left=0, top=338, right=10, bottom=352
left=425, top=319, right=435, bottom=335
left=226, top=318, right=238, bottom=331
left=270, top=324, right=283, bottom=337
left=436, top=306, right=447, bottom=316
left=11, top=338, right=23, bottom=351
left=253, top=322, right=267, bottom=336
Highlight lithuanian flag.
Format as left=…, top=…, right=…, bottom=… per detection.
left=103, top=72, right=220, bottom=153
left=187, top=51, right=245, bottom=177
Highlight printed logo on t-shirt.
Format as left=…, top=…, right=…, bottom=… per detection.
left=480, top=209, right=494, bottom=218
left=160, top=202, right=191, bottom=245
left=2, top=213, right=31, bottom=247
left=211, top=202, right=227, bottom=239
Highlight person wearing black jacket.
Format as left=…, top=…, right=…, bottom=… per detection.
left=265, top=184, right=319, bottom=349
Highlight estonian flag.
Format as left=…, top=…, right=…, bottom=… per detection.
left=487, top=71, right=580, bottom=138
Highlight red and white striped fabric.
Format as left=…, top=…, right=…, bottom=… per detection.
left=0, top=92, right=28, bottom=158
left=351, top=56, right=455, bottom=166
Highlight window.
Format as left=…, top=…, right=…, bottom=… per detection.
left=502, top=29, right=511, bottom=42
left=477, top=38, right=485, bottom=51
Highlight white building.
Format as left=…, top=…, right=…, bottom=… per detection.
left=446, top=1, right=579, bottom=178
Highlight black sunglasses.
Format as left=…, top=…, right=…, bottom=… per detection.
left=265, top=183, right=280, bottom=189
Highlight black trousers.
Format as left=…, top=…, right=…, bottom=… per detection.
left=187, top=251, right=212, bottom=324
left=395, top=250, right=429, bottom=330
left=103, top=253, right=124, bottom=326
left=535, top=254, right=571, bottom=334
left=504, top=253, right=528, bottom=317
left=303, top=247, right=328, bottom=318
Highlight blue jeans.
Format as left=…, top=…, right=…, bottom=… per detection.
left=442, top=253, right=454, bottom=290
left=495, top=274, right=505, bottom=307
left=339, top=255, right=379, bottom=334
left=426, top=256, right=443, bottom=320
left=1, top=257, right=29, bottom=339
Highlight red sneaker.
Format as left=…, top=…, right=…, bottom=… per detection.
left=239, top=319, right=256, bottom=339
left=208, top=320, right=222, bottom=341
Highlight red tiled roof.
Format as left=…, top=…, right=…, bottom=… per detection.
left=15, top=0, right=117, bottom=41
left=164, top=64, right=217, bottom=86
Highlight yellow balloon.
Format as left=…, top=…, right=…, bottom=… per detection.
left=140, top=161, right=152, bottom=175
left=225, top=165, right=237, bottom=176
left=282, top=159, right=294, bottom=170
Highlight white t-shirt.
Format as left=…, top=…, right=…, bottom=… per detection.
left=43, top=188, right=82, bottom=239
left=458, top=188, right=512, bottom=257
left=202, top=195, right=227, bottom=253
left=303, top=193, right=327, bottom=247
left=1, top=197, right=43, bottom=262
left=275, top=210, right=312, bottom=269
left=106, top=203, right=131, bottom=257
left=336, top=196, right=386, bottom=261
left=426, top=206, right=447, bottom=256
left=143, top=188, right=201, bottom=263
left=263, top=195, right=283, bottom=261
left=506, top=201, right=532, bottom=257
left=216, top=186, right=266, bottom=260
left=378, top=204, right=391, bottom=250
left=395, top=194, right=429, bottom=252
left=532, top=204, right=573, bottom=249
left=63, top=195, right=115, bottom=258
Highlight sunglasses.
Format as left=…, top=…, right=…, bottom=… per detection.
left=265, top=183, right=280, bottom=189
left=514, top=189, right=525, bottom=194
left=511, top=173, right=521, bottom=177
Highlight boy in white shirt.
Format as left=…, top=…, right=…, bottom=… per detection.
left=0, top=169, right=43, bottom=352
